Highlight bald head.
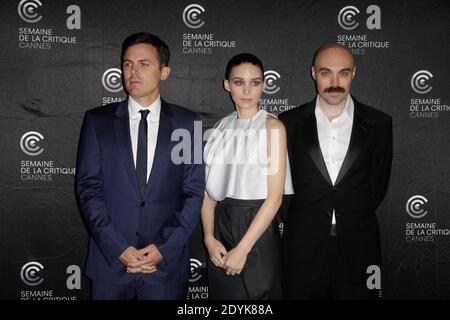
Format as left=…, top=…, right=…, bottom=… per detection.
left=313, top=43, right=355, bottom=68
left=311, top=43, right=356, bottom=107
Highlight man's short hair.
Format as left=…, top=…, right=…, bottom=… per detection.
left=121, top=32, right=170, bottom=69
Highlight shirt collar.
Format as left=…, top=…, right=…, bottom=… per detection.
left=128, top=95, right=161, bottom=122
left=314, top=94, right=354, bottom=122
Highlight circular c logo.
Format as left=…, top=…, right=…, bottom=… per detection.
left=102, top=68, right=123, bottom=93
left=406, top=195, right=428, bottom=219
left=183, top=4, right=206, bottom=29
left=189, top=258, right=203, bottom=282
left=264, top=70, right=281, bottom=95
left=20, top=131, right=44, bottom=156
left=18, top=0, right=43, bottom=23
left=411, top=70, right=433, bottom=94
left=21, top=261, right=44, bottom=286
left=338, top=6, right=360, bottom=30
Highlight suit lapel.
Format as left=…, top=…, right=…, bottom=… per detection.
left=334, top=100, right=372, bottom=186
left=113, top=98, right=141, bottom=198
left=143, top=99, right=173, bottom=199
left=299, top=102, right=333, bottom=186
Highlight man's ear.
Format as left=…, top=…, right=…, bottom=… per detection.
left=223, top=79, right=231, bottom=92
left=311, top=66, right=316, bottom=80
left=161, top=66, right=170, bottom=80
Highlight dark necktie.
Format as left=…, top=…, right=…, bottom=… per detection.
left=136, top=109, right=149, bottom=197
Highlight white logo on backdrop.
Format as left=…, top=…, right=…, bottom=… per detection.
left=102, top=68, right=123, bottom=93
left=411, top=70, right=433, bottom=94
left=263, top=70, right=281, bottom=95
left=406, top=195, right=428, bottom=219
left=21, top=261, right=44, bottom=286
left=338, top=6, right=360, bottom=30
left=20, top=131, right=44, bottom=156
left=183, top=4, right=206, bottom=29
left=18, top=0, right=43, bottom=23
left=189, top=258, right=203, bottom=282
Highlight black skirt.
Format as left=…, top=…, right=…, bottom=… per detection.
left=207, top=197, right=283, bottom=300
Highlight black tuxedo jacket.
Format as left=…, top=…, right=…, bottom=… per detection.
left=278, top=97, right=392, bottom=295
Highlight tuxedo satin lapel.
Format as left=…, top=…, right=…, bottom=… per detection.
left=300, top=112, right=333, bottom=186
left=144, top=100, right=173, bottom=199
left=113, top=99, right=140, bottom=198
left=334, top=105, right=371, bottom=186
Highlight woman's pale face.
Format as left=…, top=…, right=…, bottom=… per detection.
left=224, top=63, right=265, bottom=111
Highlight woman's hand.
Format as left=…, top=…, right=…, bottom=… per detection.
left=205, top=236, right=227, bottom=268
left=223, top=245, right=250, bottom=276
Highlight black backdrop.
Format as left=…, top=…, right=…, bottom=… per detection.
left=1, top=0, right=449, bottom=300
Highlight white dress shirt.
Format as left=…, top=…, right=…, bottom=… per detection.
left=128, top=95, right=161, bottom=182
left=315, top=94, right=354, bottom=224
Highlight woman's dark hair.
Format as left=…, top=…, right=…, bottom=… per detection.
left=121, top=32, right=170, bottom=69
left=225, top=53, right=264, bottom=80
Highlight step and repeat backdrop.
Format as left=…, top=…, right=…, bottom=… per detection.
left=0, top=0, right=449, bottom=300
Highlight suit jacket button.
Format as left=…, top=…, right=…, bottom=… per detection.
left=141, top=201, right=146, bottom=207
left=135, top=232, right=139, bottom=236
left=333, top=187, right=339, bottom=192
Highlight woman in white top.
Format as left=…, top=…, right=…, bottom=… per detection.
left=202, top=53, right=293, bottom=299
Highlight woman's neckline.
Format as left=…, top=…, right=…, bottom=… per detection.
left=235, top=108, right=263, bottom=121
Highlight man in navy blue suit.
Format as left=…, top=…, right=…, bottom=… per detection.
left=75, top=32, right=205, bottom=300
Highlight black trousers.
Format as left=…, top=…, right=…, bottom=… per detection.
left=284, top=235, right=380, bottom=300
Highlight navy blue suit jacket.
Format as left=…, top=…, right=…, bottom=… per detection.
left=75, top=98, right=205, bottom=285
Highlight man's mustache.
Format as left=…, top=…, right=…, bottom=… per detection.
left=324, top=86, right=345, bottom=93
left=129, top=76, right=142, bottom=81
